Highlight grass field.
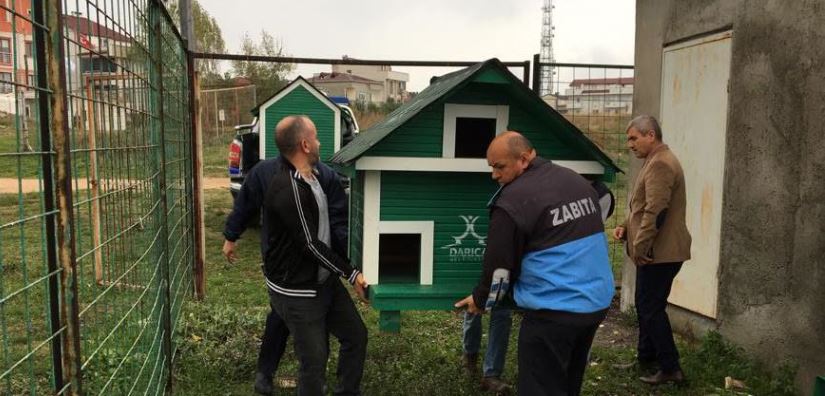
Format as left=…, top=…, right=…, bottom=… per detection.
left=170, top=191, right=798, bottom=395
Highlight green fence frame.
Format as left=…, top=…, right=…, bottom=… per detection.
left=0, top=0, right=196, bottom=394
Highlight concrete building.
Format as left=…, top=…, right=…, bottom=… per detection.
left=307, top=72, right=384, bottom=106
left=60, top=14, right=136, bottom=131
left=332, top=59, right=409, bottom=103
left=0, top=0, right=34, bottom=113
left=629, top=1, right=825, bottom=392
left=543, top=77, right=634, bottom=116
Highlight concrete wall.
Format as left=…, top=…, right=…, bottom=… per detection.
left=629, top=0, right=825, bottom=392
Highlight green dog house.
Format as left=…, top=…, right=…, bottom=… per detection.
left=331, top=59, right=621, bottom=331
left=254, top=76, right=348, bottom=161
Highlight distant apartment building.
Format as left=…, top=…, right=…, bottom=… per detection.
left=0, top=0, right=34, bottom=106
left=0, top=5, right=134, bottom=124
left=62, top=13, right=134, bottom=130
left=544, top=77, right=634, bottom=116
left=307, top=72, right=384, bottom=106
left=330, top=58, right=410, bottom=103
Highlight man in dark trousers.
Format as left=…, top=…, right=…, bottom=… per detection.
left=613, top=115, right=691, bottom=385
left=222, top=116, right=350, bottom=395
left=456, top=131, right=615, bottom=396
left=264, top=115, right=368, bottom=396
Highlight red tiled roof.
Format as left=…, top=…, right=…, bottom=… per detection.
left=308, top=72, right=380, bottom=84
left=62, top=15, right=130, bottom=42
left=569, top=77, right=634, bottom=87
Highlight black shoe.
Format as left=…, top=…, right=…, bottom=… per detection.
left=254, top=372, right=274, bottom=395
left=462, top=353, right=478, bottom=376
left=640, top=369, right=686, bottom=385
left=480, top=376, right=513, bottom=395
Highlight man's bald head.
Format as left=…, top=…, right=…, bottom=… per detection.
left=486, top=131, right=536, bottom=185
left=489, top=131, right=535, bottom=159
left=275, top=116, right=314, bottom=156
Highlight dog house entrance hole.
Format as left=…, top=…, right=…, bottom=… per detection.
left=378, top=234, right=420, bottom=284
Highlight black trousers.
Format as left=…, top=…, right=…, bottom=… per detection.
left=517, top=310, right=606, bottom=396
left=270, top=277, right=367, bottom=396
left=635, top=262, right=683, bottom=373
left=256, top=292, right=290, bottom=378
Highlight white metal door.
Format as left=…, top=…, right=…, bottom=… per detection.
left=659, top=31, right=732, bottom=318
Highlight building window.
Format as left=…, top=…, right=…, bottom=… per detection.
left=26, top=74, right=33, bottom=87
left=0, top=38, right=11, bottom=64
left=24, top=41, right=32, bottom=57
left=80, top=57, right=118, bottom=73
left=0, top=72, right=13, bottom=93
left=378, top=234, right=420, bottom=284
left=442, top=104, right=509, bottom=158
left=454, top=117, right=496, bottom=158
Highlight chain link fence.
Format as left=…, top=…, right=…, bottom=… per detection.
left=0, top=0, right=195, bottom=394
left=535, top=61, right=635, bottom=276
left=198, top=83, right=256, bottom=176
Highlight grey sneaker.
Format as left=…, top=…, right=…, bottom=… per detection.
left=462, top=353, right=479, bottom=376
left=254, top=372, right=274, bottom=395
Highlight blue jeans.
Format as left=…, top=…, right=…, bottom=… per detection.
left=462, top=308, right=513, bottom=378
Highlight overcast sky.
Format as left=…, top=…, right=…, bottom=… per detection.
left=195, top=0, right=635, bottom=91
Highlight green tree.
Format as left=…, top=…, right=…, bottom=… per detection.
left=168, top=0, right=226, bottom=83
left=231, top=31, right=294, bottom=101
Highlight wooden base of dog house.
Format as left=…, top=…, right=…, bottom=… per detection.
left=369, top=282, right=474, bottom=332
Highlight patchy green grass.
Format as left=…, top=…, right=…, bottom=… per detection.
left=171, top=190, right=798, bottom=396
left=202, top=134, right=235, bottom=178
left=0, top=186, right=192, bottom=394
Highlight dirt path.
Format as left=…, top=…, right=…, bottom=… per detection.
left=0, top=177, right=228, bottom=194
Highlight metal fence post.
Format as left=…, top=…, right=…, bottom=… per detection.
left=149, top=0, right=174, bottom=390
left=32, top=0, right=63, bottom=392
left=522, top=60, right=531, bottom=88
left=44, top=1, right=82, bottom=394
left=532, top=53, right=541, bottom=94
left=188, top=49, right=206, bottom=300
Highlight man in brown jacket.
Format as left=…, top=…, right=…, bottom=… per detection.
left=614, top=115, right=691, bottom=385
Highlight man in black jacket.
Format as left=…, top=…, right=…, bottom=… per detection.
left=222, top=117, right=350, bottom=395
left=263, top=115, right=368, bottom=396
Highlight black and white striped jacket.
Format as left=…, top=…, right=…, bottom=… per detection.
left=262, top=160, right=359, bottom=297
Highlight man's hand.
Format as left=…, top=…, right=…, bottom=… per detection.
left=454, top=295, right=482, bottom=315
left=353, top=273, right=369, bottom=302
left=222, top=240, right=237, bottom=264
left=613, top=226, right=626, bottom=241
left=633, top=254, right=653, bottom=266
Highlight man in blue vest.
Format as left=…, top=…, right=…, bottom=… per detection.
left=456, top=131, right=614, bottom=396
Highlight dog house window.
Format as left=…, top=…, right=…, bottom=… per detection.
left=378, top=234, right=420, bottom=284
left=443, top=104, right=509, bottom=158
left=454, top=117, right=496, bottom=158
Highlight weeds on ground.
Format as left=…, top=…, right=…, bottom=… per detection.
left=172, top=190, right=800, bottom=396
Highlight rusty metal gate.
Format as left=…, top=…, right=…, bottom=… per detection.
left=0, top=0, right=196, bottom=394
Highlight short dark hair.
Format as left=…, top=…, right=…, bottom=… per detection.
left=506, top=133, right=534, bottom=158
left=275, top=116, right=309, bottom=155
left=627, top=115, right=662, bottom=141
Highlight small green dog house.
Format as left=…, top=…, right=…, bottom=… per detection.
left=330, top=59, right=620, bottom=331
left=255, top=76, right=344, bottom=161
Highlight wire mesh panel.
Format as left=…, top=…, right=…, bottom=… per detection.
left=0, top=0, right=194, bottom=394
left=537, top=62, right=635, bottom=275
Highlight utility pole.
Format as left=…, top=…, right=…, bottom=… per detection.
left=540, top=0, right=556, bottom=96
